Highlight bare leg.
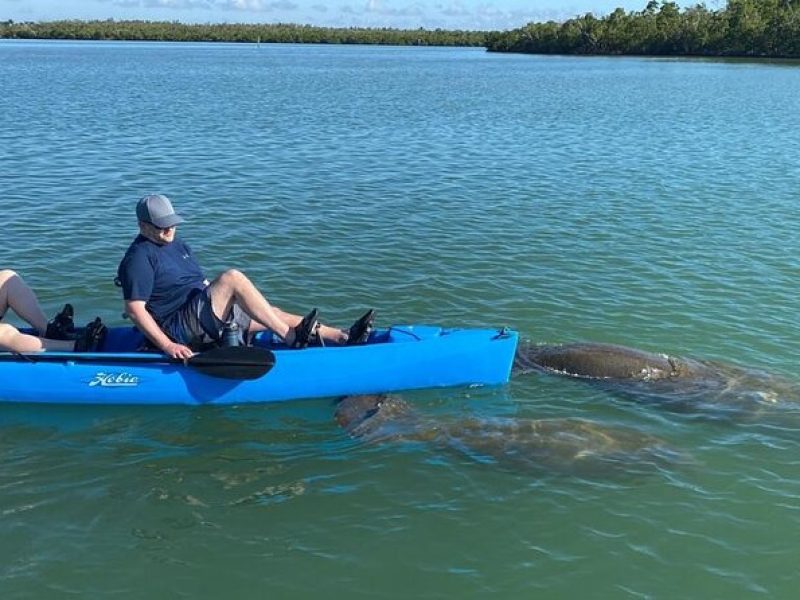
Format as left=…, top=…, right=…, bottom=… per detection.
left=0, top=323, right=74, bottom=353
left=207, top=270, right=347, bottom=344
left=0, top=270, right=49, bottom=335
left=207, top=269, right=295, bottom=342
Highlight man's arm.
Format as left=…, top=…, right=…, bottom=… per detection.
left=125, top=300, right=194, bottom=360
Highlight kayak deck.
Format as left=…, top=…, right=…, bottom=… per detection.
left=0, top=325, right=519, bottom=405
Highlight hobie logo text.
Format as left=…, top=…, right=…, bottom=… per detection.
left=89, top=372, right=140, bottom=387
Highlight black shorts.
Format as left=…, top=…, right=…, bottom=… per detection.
left=166, top=288, right=252, bottom=348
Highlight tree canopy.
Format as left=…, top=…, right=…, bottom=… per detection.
left=0, top=19, right=487, bottom=47
left=3, top=2, right=799, bottom=58
left=486, top=0, right=800, bottom=57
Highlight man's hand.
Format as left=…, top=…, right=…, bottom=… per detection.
left=162, top=341, right=195, bottom=360
left=125, top=300, right=194, bottom=360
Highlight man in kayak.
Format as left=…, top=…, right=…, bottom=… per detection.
left=0, top=270, right=106, bottom=353
left=117, top=194, right=374, bottom=360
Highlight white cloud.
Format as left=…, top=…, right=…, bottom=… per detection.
left=108, top=0, right=299, bottom=12
left=227, top=0, right=266, bottom=9
left=438, top=2, right=470, bottom=18
left=218, top=0, right=298, bottom=11
left=364, top=0, right=423, bottom=17
left=111, top=0, right=214, bottom=8
left=74, top=0, right=569, bottom=29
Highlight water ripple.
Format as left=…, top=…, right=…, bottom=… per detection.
left=3, top=41, right=800, bottom=598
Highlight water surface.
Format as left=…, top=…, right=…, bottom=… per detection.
left=2, top=40, right=800, bottom=598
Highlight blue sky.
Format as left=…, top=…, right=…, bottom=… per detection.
left=1, top=0, right=691, bottom=31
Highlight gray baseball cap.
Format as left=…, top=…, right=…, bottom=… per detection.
left=136, top=194, right=184, bottom=228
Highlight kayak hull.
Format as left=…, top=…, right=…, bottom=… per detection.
left=0, top=325, right=518, bottom=405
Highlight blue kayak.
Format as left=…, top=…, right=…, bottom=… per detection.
left=0, top=325, right=518, bottom=405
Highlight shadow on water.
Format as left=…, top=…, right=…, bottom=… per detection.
left=646, top=55, right=800, bottom=69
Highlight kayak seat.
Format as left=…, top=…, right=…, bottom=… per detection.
left=102, top=327, right=220, bottom=354
left=102, top=326, right=148, bottom=353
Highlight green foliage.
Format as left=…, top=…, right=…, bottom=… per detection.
left=486, top=0, right=800, bottom=58
left=2, top=2, right=798, bottom=57
left=0, top=19, right=487, bottom=47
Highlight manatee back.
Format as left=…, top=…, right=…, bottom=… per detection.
left=526, top=342, right=679, bottom=380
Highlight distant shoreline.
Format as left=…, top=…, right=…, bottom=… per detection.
left=4, top=1, right=799, bottom=60
left=0, top=20, right=489, bottom=48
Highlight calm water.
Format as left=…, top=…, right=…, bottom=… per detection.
left=2, top=40, right=800, bottom=598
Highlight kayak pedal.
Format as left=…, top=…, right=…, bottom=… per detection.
left=492, top=327, right=512, bottom=340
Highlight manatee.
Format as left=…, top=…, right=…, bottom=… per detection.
left=513, top=341, right=717, bottom=380
left=335, top=394, right=685, bottom=477
left=514, top=341, right=800, bottom=422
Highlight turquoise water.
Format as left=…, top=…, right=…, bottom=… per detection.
left=2, top=40, right=800, bottom=597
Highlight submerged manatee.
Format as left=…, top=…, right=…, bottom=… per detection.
left=514, top=342, right=709, bottom=380
left=514, top=341, right=800, bottom=422
left=335, top=395, right=684, bottom=477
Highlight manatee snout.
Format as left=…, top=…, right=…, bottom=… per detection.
left=335, top=394, right=416, bottom=439
left=335, top=394, right=385, bottom=430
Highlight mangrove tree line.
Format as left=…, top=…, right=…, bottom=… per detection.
left=3, top=1, right=800, bottom=58
left=486, top=0, right=800, bottom=57
left=0, top=19, right=487, bottom=47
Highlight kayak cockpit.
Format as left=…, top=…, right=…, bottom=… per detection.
left=22, top=324, right=457, bottom=354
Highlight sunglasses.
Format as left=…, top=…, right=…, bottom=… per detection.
left=150, top=223, right=176, bottom=233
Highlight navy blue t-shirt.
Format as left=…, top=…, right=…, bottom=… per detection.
left=117, top=235, right=206, bottom=326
